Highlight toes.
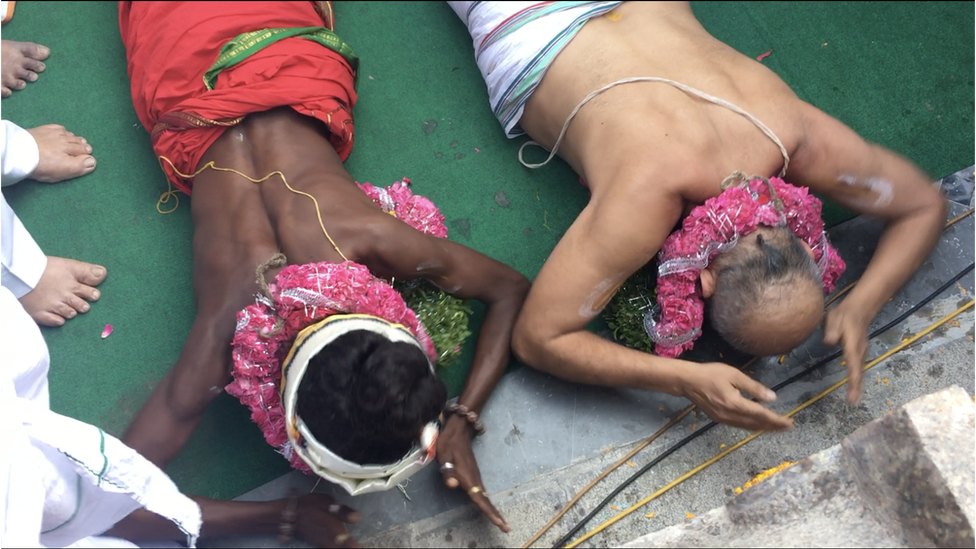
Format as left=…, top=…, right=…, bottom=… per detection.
left=66, top=294, right=91, bottom=314
left=43, top=124, right=66, bottom=132
left=75, top=263, right=108, bottom=288
left=1, top=87, right=10, bottom=98
left=64, top=133, right=91, bottom=148
left=87, top=266, right=107, bottom=285
left=22, top=58, right=45, bottom=74
left=81, top=156, right=97, bottom=174
left=14, top=41, right=51, bottom=61
left=12, top=66, right=31, bottom=80
left=61, top=258, right=107, bottom=288
left=66, top=141, right=93, bottom=156
left=12, top=79, right=26, bottom=90
left=32, top=311, right=66, bottom=328
left=81, top=285, right=101, bottom=302
left=54, top=301, right=77, bottom=320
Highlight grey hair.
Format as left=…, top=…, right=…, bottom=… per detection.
left=708, top=227, right=823, bottom=354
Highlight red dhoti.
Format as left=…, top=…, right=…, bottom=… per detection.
left=119, top=1, right=357, bottom=195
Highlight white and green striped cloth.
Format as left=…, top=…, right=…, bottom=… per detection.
left=449, top=1, right=623, bottom=138
left=0, top=287, right=200, bottom=548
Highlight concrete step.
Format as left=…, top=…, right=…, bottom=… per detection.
left=624, top=386, right=975, bottom=548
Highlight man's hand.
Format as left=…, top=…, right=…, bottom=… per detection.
left=679, top=362, right=794, bottom=431
left=822, top=300, right=871, bottom=405
left=437, top=416, right=510, bottom=533
left=295, top=494, right=362, bottom=548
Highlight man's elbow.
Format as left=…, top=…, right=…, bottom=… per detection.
left=933, top=191, right=950, bottom=225
left=512, top=314, right=550, bottom=372
left=918, top=185, right=949, bottom=243
left=899, top=179, right=948, bottom=239
left=493, top=271, right=531, bottom=306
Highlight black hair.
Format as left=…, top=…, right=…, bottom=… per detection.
left=296, top=329, right=447, bottom=465
left=708, top=226, right=823, bottom=354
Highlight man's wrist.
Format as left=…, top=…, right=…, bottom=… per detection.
left=647, top=356, right=691, bottom=397
left=444, top=413, right=474, bottom=434
left=838, top=285, right=884, bottom=322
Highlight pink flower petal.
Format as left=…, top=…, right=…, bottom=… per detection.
left=101, top=324, right=113, bottom=339
left=756, top=50, right=772, bottom=62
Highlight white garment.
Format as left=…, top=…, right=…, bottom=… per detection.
left=0, top=287, right=202, bottom=548
left=1, top=120, right=41, bottom=186
left=0, top=1, right=14, bottom=24
left=448, top=1, right=622, bottom=138
left=0, top=120, right=46, bottom=297
left=1, top=189, right=46, bottom=297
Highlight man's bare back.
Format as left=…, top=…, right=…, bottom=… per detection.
left=486, top=1, right=947, bottom=430
left=522, top=1, right=800, bottom=198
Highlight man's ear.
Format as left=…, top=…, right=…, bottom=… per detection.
left=801, top=239, right=816, bottom=262
left=700, top=268, right=716, bottom=299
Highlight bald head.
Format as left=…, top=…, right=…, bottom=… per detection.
left=706, top=227, right=824, bottom=356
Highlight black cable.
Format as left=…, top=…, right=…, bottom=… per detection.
left=554, top=262, right=974, bottom=548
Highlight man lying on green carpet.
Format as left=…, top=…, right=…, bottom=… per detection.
left=451, top=1, right=946, bottom=430
left=109, top=1, right=527, bottom=545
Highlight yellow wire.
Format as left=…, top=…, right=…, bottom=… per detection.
left=523, top=357, right=764, bottom=547
left=563, top=299, right=974, bottom=548
left=822, top=208, right=971, bottom=307
left=525, top=207, right=974, bottom=547
left=155, top=155, right=349, bottom=261
left=946, top=207, right=975, bottom=227
left=520, top=404, right=697, bottom=548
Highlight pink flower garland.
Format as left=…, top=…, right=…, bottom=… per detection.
left=650, top=177, right=846, bottom=358
left=225, top=178, right=448, bottom=472
left=357, top=177, right=448, bottom=238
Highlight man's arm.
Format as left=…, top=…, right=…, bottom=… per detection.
left=367, top=217, right=530, bottom=417
left=510, top=180, right=792, bottom=431
left=366, top=216, right=530, bottom=531
left=789, top=103, right=948, bottom=402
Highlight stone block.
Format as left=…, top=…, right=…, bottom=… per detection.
left=624, top=386, right=975, bottom=548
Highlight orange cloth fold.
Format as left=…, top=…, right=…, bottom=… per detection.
left=119, top=1, right=357, bottom=195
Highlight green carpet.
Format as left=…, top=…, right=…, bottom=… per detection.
left=1, top=1, right=971, bottom=499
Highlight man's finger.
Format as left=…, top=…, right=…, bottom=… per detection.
left=337, top=533, right=361, bottom=549
left=439, top=462, right=460, bottom=488
left=844, top=340, right=865, bottom=405
left=732, top=372, right=777, bottom=403
left=822, top=316, right=841, bottom=346
left=326, top=502, right=361, bottom=524
left=454, top=467, right=510, bottom=533
left=734, top=399, right=794, bottom=431
left=469, top=487, right=510, bottom=532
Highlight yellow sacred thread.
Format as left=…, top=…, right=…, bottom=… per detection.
left=156, top=156, right=349, bottom=261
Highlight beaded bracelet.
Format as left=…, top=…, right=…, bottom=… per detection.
left=445, top=401, right=486, bottom=436
left=278, top=490, right=299, bottom=545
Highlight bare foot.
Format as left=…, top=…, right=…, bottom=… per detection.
left=1, top=39, right=49, bottom=98
left=26, top=125, right=96, bottom=182
left=19, top=257, right=106, bottom=327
